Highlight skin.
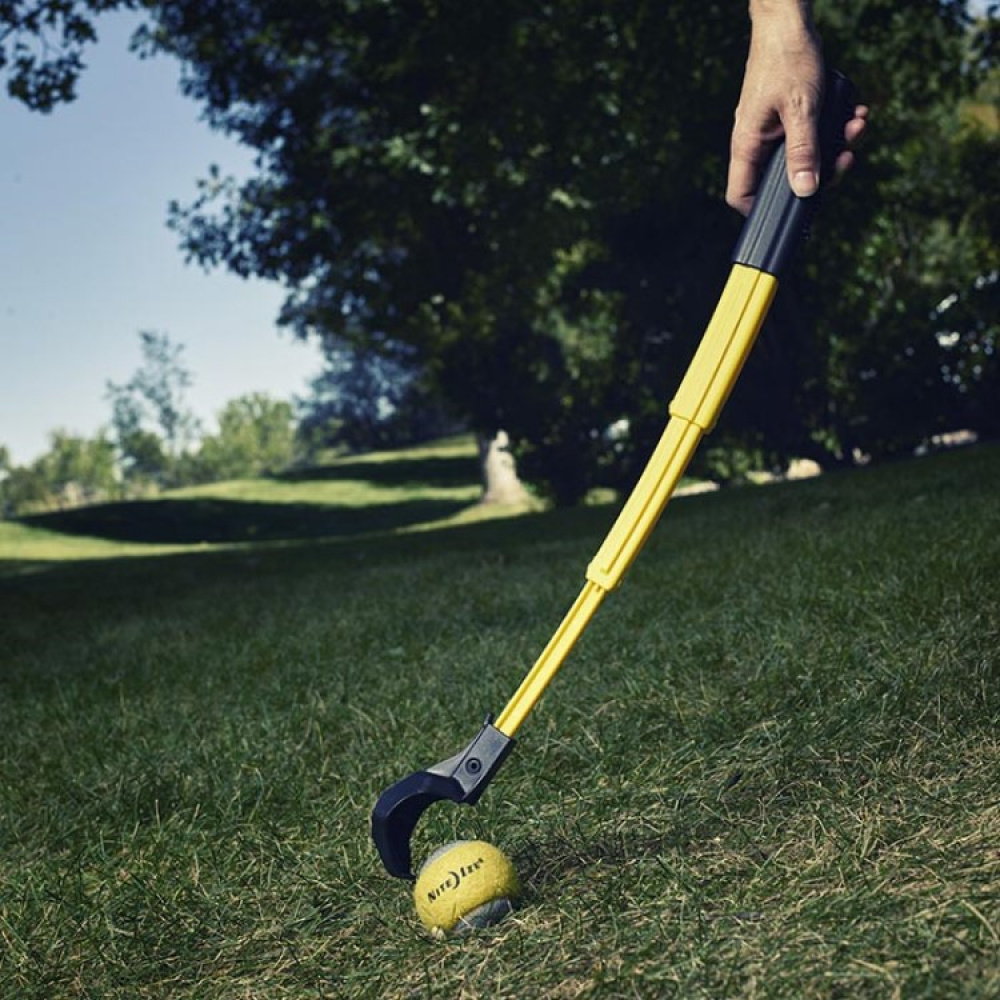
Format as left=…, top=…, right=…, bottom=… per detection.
left=727, top=0, right=869, bottom=215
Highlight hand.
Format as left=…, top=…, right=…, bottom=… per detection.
left=726, top=1, right=868, bottom=215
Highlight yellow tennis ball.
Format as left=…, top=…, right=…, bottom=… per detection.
left=413, top=840, right=520, bottom=937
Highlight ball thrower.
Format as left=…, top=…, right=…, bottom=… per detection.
left=373, top=72, right=859, bottom=881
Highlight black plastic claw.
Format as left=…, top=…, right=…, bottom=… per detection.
left=371, top=717, right=515, bottom=880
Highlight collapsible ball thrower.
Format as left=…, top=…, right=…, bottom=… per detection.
left=373, top=72, right=858, bottom=880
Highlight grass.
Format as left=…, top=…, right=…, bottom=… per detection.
left=1, top=440, right=998, bottom=998
left=3, top=437, right=529, bottom=562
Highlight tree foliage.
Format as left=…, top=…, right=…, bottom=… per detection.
left=297, top=338, right=457, bottom=455
left=133, top=0, right=997, bottom=500
left=105, top=330, right=199, bottom=487
left=8, top=0, right=999, bottom=501
left=41, top=429, right=118, bottom=505
left=775, top=0, right=1000, bottom=465
left=0, top=429, right=117, bottom=515
left=142, top=0, right=746, bottom=500
left=0, top=0, right=136, bottom=110
left=193, top=392, right=296, bottom=481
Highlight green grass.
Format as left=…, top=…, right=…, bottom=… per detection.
left=4, top=436, right=527, bottom=560
left=0, top=519, right=195, bottom=568
left=1, top=442, right=998, bottom=998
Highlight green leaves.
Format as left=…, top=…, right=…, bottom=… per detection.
left=12, top=0, right=990, bottom=496
left=0, top=0, right=137, bottom=110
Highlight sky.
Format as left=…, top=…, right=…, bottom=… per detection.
left=0, top=11, right=324, bottom=466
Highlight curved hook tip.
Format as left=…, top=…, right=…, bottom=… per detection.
left=371, top=771, right=465, bottom=880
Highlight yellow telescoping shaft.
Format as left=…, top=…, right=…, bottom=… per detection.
left=494, top=264, right=778, bottom=737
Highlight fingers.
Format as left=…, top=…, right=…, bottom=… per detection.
left=782, top=91, right=822, bottom=198
left=725, top=93, right=818, bottom=216
left=831, top=105, right=869, bottom=183
left=728, top=103, right=869, bottom=215
left=725, top=76, right=823, bottom=215
left=846, top=105, right=869, bottom=142
left=726, top=136, right=771, bottom=217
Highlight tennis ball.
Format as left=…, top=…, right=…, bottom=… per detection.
left=413, top=839, right=520, bottom=937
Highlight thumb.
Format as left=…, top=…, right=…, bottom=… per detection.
left=783, top=99, right=821, bottom=198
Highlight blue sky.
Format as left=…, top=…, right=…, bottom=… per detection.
left=0, top=11, right=323, bottom=466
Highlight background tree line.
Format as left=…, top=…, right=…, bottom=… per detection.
left=0, top=331, right=296, bottom=516
left=0, top=330, right=448, bottom=517
left=3, top=0, right=998, bottom=505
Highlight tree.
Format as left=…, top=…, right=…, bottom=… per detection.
left=297, top=337, right=458, bottom=456
left=11, top=1, right=997, bottom=499
left=767, top=0, right=1000, bottom=464
left=38, top=429, right=118, bottom=507
left=0, top=430, right=117, bottom=515
left=194, top=392, right=296, bottom=481
left=140, top=0, right=743, bottom=501
left=1, top=0, right=136, bottom=110
left=140, top=0, right=999, bottom=501
left=0, top=463, right=51, bottom=516
left=105, top=330, right=199, bottom=487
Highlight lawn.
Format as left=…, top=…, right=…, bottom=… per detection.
left=1, top=441, right=998, bottom=998
left=6, top=437, right=512, bottom=553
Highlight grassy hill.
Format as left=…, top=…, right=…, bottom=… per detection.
left=0, top=437, right=528, bottom=568
left=1, top=440, right=998, bottom=998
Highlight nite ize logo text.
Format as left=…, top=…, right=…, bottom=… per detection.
left=425, top=857, right=485, bottom=902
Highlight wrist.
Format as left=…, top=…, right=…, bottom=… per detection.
left=749, top=0, right=813, bottom=26
left=749, top=0, right=819, bottom=52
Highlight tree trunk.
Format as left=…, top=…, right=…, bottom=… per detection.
left=477, top=430, right=531, bottom=505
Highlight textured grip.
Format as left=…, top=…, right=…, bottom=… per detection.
left=732, top=70, right=857, bottom=276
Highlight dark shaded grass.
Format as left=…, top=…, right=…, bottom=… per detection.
left=278, top=454, right=479, bottom=488
left=19, top=496, right=471, bottom=544
left=1, top=445, right=998, bottom=998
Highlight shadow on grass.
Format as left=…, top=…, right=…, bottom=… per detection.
left=21, top=497, right=471, bottom=544
left=277, top=454, right=478, bottom=488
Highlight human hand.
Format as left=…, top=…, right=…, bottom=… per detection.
left=726, top=1, right=868, bottom=215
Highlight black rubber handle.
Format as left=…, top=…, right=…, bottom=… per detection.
left=732, top=70, right=858, bottom=276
